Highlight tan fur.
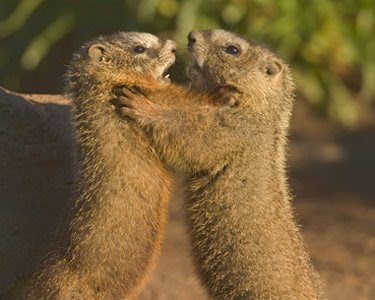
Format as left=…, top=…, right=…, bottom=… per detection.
left=10, top=32, right=176, bottom=299
left=116, top=29, right=323, bottom=299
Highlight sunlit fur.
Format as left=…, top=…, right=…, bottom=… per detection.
left=12, top=32, right=175, bottom=299
left=118, top=29, right=323, bottom=299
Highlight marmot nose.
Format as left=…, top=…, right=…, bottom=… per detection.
left=187, top=31, right=197, bottom=49
left=165, top=39, right=177, bottom=53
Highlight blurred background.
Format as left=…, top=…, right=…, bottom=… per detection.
left=1, top=0, right=375, bottom=126
left=0, top=1, right=374, bottom=299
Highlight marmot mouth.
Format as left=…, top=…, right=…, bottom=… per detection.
left=159, top=67, right=172, bottom=83
left=162, top=69, right=170, bottom=79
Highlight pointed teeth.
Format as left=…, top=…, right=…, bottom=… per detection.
left=164, top=73, right=170, bottom=78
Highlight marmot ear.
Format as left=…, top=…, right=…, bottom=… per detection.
left=265, top=60, right=282, bottom=76
left=88, top=44, right=106, bottom=62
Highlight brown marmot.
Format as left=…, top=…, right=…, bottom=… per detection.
left=115, top=29, right=323, bottom=299
left=11, top=32, right=176, bottom=299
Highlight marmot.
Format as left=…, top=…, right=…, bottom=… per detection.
left=12, top=32, right=176, bottom=299
left=115, top=29, right=323, bottom=299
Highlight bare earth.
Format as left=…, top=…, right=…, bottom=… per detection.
left=0, top=87, right=374, bottom=299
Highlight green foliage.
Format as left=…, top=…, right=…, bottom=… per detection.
left=0, top=0, right=374, bottom=126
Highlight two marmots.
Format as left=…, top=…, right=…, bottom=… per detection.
left=9, top=30, right=322, bottom=299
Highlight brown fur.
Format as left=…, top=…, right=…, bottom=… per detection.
left=10, top=32, right=176, bottom=299
left=116, top=29, right=323, bottom=299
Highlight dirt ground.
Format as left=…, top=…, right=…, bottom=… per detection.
left=0, top=87, right=374, bottom=299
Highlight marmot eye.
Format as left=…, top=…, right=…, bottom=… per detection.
left=225, top=45, right=240, bottom=55
left=134, top=46, right=146, bottom=53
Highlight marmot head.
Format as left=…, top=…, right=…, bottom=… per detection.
left=187, top=29, right=294, bottom=112
left=69, top=32, right=176, bottom=84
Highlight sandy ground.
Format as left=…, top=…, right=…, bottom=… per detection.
left=0, top=87, right=374, bottom=299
